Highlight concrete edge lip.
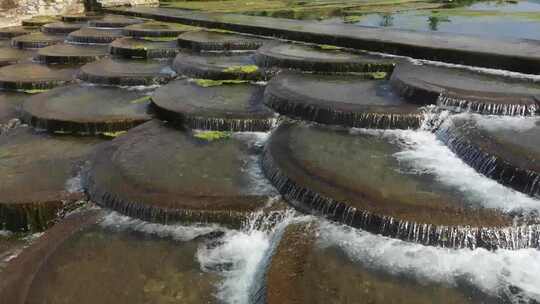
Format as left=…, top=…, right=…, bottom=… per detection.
left=104, top=6, right=540, bottom=74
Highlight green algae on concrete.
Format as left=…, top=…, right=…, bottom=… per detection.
left=36, top=43, right=109, bottom=65
left=78, top=58, right=175, bottom=86
left=0, top=63, right=75, bottom=92
left=0, top=127, right=102, bottom=232
left=152, top=79, right=275, bottom=131
left=23, top=85, right=152, bottom=135
left=85, top=120, right=275, bottom=226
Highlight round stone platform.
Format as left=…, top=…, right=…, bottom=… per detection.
left=172, top=52, right=264, bottom=81
left=67, top=28, right=123, bottom=44
left=256, top=43, right=395, bottom=73
left=11, top=32, right=65, bottom=49
left=88, top=15, right=144, bottom=28
left=0, top=47, right=33, bottom=67
left=41, top=22, right=85, bottom=35
left=0, top=92, right=27, bottom=126
left=78, top=58, right=175, bottom=86
left=122, top=22, right=194, bottom=37
left=61, top=14, right=103, bottom=23
left=21, top=16, right=59, bottom=27
left=23, top=85, right=152, bottom=135
left=436, top=114, right=540, bottom=199
left=266, top=222, right=499, bottom=304
left=391, top=63, right=540, bottom=115
left=36, top=43, right=109, bottom=65
left=0, top=63, right=75, bottom=91
left=152, top=79, right=275, bottom=131
left=0, top=210, right=219, bottom=303
left=85, top=120, right=273, bottom=226
left=0, top=127, right=101, bottom=231
left=262, top=122, right=537, bottom=250
left=0, top=26, right=36, bottom=39
left=264, top=71, right=422, bottom=129
left=177, top=30, right=265, bottom=51
left=109, top=37, right=178, bottom=59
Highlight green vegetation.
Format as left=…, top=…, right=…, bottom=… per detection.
left=23, top=89, right=49, bottom=94
left=193, top=130, right=232, bottom=141
left=194, top=79, right=248, bottom=87
left=130, top=96, right=152, bottom=104
left=141, top=36, right=178, bottom=42
left=102, top=131, right=127, bottom=138
left=223, top=65, right=259, bottom=74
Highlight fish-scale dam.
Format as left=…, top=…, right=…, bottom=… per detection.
left=0, top=4, right=540, bottom=304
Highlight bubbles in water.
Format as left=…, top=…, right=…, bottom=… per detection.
left=318, top=220, right=540, bottom=303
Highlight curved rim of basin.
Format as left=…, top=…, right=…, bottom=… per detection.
left=88, top=15, right=144, bottom=28
left=78, top=58, right=175, bottom=86
left=109, top=37, right=178, bottom=59
left=390, top=63, right=540, bottom=115
left=0, top=210, right=102, bottom=303
left=177, top=30, right=265, bottom=52
left=0, top=63, right=75, bottom=91
left=256, top=42, right=395, bottom=73
left=21, top=16, right=59, bottom=27
left=151, top=79, right=275, bottom=131
left=22, top=84, right=152, bottom=135
left=264, top=71, right=422, bottom=129
left=0, top=126, right=101, bottom=232
left=84, top=120, right=271, bottom=226
left=0, top=47, right=34, bottom=67
left=11, top=32, right=65, bottom=49
left=67, top=28, right=123, bottom=44
left=41, top=22, right=85, bottom=35
left=122, top=22, right=195, bottom=38
left=0, top=26, right=36, bottom=39
left=261, top=122, right=540, bottom=250
left=36, top=43, right=109, bottom=65
left=172, top=51, right=263, bottom=81
left=436, top=114, right=540, bottom=199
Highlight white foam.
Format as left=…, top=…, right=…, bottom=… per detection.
left=99, top=212, right=220, bottom=242
left=471, top=114, right=539, bottom=133
left=318, top=221, right=540, bottom=303
left=371, top=128, right=540, bottom=213
left=197, top=209, right=301, bottom=304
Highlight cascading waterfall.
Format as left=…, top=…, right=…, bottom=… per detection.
left=437, top=92, right=539, bottom=116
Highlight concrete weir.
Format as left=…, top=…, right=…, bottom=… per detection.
left=23, top=85, right=152, bottom=135
left=152, top=79, right=275, bottom=131
left=84, top=120, right=274, bottom=227
left=105, top=6, right=540, bottom=74
left=0, top=126, right=102, bottom=232
left=262, top=123, right=540, bottom=250
left=36, top=43, right=109, bottom=65
left=436, top=114, right=540, bottom=199
left=0, top=210, right=220, bottom=304
left=391, top=63, right=540, bottom=115
left=172, top=52, right=264, bottom=81
left=0, top=63, right=75, bottom=91
left=264, top=71, right=422, bottom=129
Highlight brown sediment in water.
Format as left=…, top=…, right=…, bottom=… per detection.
left=84, top=120, right=273, bottom=227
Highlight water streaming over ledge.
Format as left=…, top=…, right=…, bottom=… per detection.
left=437, top=92, right=539, bottom=116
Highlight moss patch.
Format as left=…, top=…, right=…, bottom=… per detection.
left=223, top=65, right=259, bottom=74
left=194, top=79, right=248, bottom=87
left=193, top=130, right=232, bottom=141
left=130, top=95, right=152, bottom=104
